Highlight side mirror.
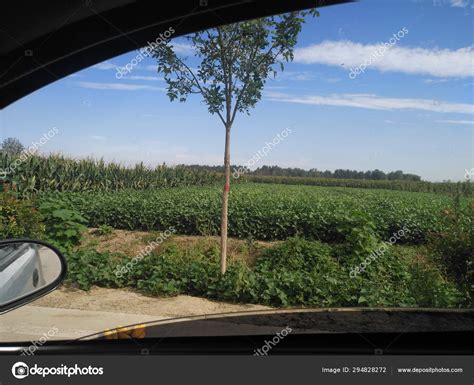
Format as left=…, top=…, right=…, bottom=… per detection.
left=0, top=240, right=67, bottom=314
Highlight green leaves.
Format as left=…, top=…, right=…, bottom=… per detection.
left=335, top=210, right=382, bottom=264
left=0, top=193, right=45, bottom=238
left=153, top=11, right=317, bottom=125
left=0, top=153, right=225, bottom=194
left=0, top=151, right=467, bottom=196
left=51, top=184, right=467, bottom=245
left=38, top=198, right=87, bottom=252
left=63, top=236, right=467, bottom=308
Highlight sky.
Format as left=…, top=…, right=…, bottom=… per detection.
left=1, top=0, right=473, bottom=181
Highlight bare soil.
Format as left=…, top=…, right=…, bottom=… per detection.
left=33, top=286, right=270, bottom=318
left=82, top=228, right=279, bottom=265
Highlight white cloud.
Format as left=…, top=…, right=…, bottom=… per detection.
left=277, top=71, right=316, bottom=81
left=270, top=70, right=341, bottom=83
left=93, top=61, right=118, bottom=70
left=124, top=75, right=163, bottom=81
left=436, top=119, right=474, bottom=125
left=77, top=81, right=164, bottom=91
left=172, top=42, right=195, bottom=55
left=266, top=85, right=288, bottom=90
left=294, top=41, right=474, bottom=78
left=266, top=91, right=474, bottom=114
left=90, top=135, right=107, bottom=141
left=432, top=0, right=472, bottom=7
left=144, top=65, right=158, bottom=72
left=423, top=78, right=448, bottom=84
left=324, top=77, right=342, bottom=83
left=449, top=0, right=469, bottom=7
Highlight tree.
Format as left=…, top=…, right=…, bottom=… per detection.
left=371, top=169, right=386, bottom=180
left=1, top=137, right=24, bottom=154
left=153, top=10, right=318, bottom=273
left=387, top=170, right=403, bottom=180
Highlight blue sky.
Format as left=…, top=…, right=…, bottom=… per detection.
left=1, top=0, right=473, bottom=181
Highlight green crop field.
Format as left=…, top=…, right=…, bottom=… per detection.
left=2, top=153, right=472, bottom=308
left=1, top=152, right=470, bottom=195
left=41, top=183, right=471, bottom=243
left=0, top=153, right=223, bottom=192
left=47, top=183, right=471, bottom=308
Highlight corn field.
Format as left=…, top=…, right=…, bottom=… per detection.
left=0, top=153, right=223, bottom=193
left=0, top=152, right=469, bottom=195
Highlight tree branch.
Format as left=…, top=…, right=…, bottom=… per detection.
left=168, top=48, right=226, bottom=126
left=230, top=41, right=284, bottom=125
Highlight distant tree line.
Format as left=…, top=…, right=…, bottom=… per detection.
left=0, top=137, right=422, bottom=182
left=180, top=164, right=422, bottom=181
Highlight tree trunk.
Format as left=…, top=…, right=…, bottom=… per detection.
left=220, top=123, right=231, bottom=274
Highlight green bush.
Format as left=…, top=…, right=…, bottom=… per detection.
left=255, top=236, right=335, bottom=271
left=407, top=260, right=466, bottom=308
left=38, top=198, right=87, bottom=252
left=0, top=193, right=45, bottom=239
left=64, top=237, right=467, bottom=308
left=428, top=196, right=473, bottom=303
left=334, top=211, right=381, bottom=264
left=64, top=249, right=117, bottom=290
left=347, top=246, right=464, bottom=307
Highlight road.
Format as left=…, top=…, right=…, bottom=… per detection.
left=0, top=286, right=268, bottom=342
left=0, top=305, right=162, bottom=342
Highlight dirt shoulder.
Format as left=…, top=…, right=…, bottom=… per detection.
left=32, top=286, right=270, bottom=318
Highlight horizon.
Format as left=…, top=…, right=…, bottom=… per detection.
left=0, top=147, right=463, bottom=182
left=1, top=0, right=472, bottom=182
